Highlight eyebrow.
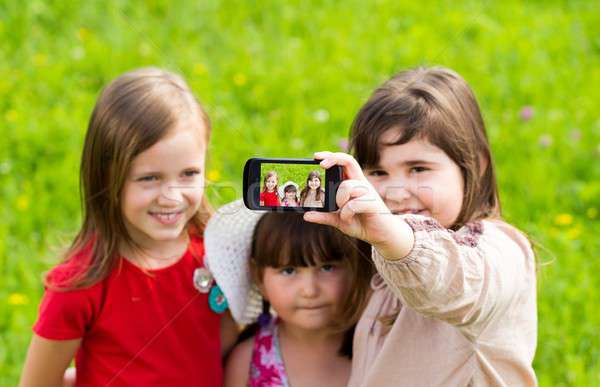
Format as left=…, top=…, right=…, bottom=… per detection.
left=400, top=159, right=437, bottom=167
left=368, top=159, right=437, bottom=169
left=133, top=166, right=201, bottom=176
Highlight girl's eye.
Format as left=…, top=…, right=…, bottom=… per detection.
left=280, top=267, right=295, bottom=276
left=321, top=264, right=336, bottom=272
left=138, top=175, right=158, bottom=182
left=409, top=166, right=429, bottom=174
left=183, top=170, right=200, bottom=178
left=367, top=170, right=387, bottom=177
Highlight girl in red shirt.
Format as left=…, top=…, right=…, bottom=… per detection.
left=20, top=68, right=238, bottom=387
left=259, top=171, right=280, bottom=207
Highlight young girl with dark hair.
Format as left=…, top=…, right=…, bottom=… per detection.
left=299, top=170, right=325, bottom=208
left=306, top=67, right=538, bottom=386
left=204, top=200, right=373, bottom=387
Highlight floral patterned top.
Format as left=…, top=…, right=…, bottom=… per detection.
left=281, top=198, right=299, bottom=207
left=249, top=319, right=290, bottom=387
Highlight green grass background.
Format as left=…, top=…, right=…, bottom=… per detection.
left=261, top=162, right=325, bottom=198
left=1, top=0, right=599, bottom=385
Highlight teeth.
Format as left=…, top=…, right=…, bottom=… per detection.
left=152, top=211, right=181, bottom=221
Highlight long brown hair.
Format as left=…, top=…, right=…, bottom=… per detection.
left=251, top=213, right=373, bottom=336
left=47, top=67, right=212, bottom=289
left=350, top=66, right=500, bottom=229
left=299, top=170, right=324, bottom=204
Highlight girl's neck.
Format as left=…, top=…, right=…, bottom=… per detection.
left=278, top=321, right=341, bottom=349
left=120, top=231, right=190, bottom=270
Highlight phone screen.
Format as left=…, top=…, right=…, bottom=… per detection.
left=259, top=162, right=327, bottom=209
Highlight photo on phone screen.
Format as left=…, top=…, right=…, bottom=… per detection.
left=243, top=158, right=342, bottom=212
left=260, top=163, right=326, bottom=208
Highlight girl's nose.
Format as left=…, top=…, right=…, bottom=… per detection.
left=158, top=183, right=184, bottom=206
left=299, top=272, right=319, bottom=298
left=380, top=182, right=412, bottom=205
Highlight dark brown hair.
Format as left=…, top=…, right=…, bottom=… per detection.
left=350, top=66, right=500, bottom=229
left=299, top=170, right=324, bottom=204
left=47, top=67, right=212, bottom=289
left=251, top=213, right=373, bottom=335
left=283, top=184, right=297, bottom=194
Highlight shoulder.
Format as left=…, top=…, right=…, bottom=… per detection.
left=455, top=218, right=534, bottom=263
left=482, top=219, right=534, bottom=259
left=35, top=268, right=102, bottom=340
left=403, top=215, right=531, bottom=253
left=40, top=241, right=105, bottom=310
left=45, top=240, right=96, bottom=289
left=223, top=336, right=254, bottom=387
left=402, top=215, right=486, bottom=248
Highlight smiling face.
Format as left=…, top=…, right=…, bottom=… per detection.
left=265, top=175, right=277, bottom=192
left=120, top=122, right=206, bottom=251
left=365, top=129, right=464, bottom=228
left=261, top=262, right=348, bottom=332
left=308, top=176, right=321, bottom=191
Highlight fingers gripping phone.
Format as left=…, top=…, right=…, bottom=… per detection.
left=243, top=158, right=342, bottom=212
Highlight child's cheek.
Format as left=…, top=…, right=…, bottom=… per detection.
left=136, top=187, right=160, bottom=206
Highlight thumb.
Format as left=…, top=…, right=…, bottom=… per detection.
left=303, top=211, right=339, bottom=228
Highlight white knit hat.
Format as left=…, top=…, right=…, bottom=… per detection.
left=204, top=199, right=265, bottom=324
left=277, top=180, right=299, bottom=199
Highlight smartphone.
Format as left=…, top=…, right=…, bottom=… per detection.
left=243, top=157, right=342, bottom=212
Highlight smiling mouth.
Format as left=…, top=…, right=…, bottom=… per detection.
left=149, top=210, right=185, bottom=224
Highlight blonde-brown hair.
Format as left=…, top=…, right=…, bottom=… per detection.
left=261, top=171, right=279, bottom=193
left=350, top=66, right=500, bottom=229
left=47, top=67, right=212, bottom=289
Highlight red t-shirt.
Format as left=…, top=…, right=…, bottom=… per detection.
left=260, top=190, right=280, bottom=207
left=33, top=234, right=223, bottom=387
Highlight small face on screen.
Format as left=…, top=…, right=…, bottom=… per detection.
left=260, top=163, right=326, bottom=208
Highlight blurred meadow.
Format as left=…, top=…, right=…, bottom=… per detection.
left=1, top=0, right=599, bottom=385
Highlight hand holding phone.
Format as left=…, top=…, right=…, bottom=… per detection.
left=303, top=151, right=415, bottom=260
left=243, top=157, right=342, bottom=212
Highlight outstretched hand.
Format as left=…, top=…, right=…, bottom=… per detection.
left=303, top=152, right=414, bottom=259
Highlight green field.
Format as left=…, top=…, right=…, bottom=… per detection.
left=1, top=1, right=599, bottom=385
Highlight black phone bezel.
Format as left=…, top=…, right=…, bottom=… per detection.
left=243, top=157, right=342, bottom=212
